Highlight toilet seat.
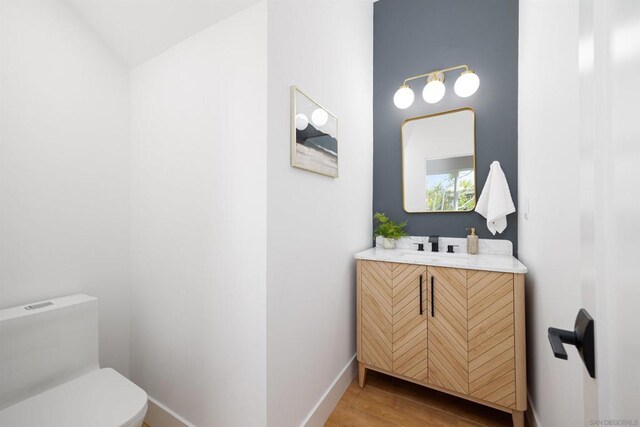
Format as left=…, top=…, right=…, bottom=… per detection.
left=0, top=368, right=148, bottom=427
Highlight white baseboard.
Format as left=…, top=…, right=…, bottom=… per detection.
left=145, top=356, right=357, bottom=427
left=301, top=354, right=358, bottom=427
left=526, top=393, right=541, bottom=427
left=145, top=396, right=195, bottom=427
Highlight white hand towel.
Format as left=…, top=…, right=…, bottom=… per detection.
left=475, top=161, right=515, bottom=235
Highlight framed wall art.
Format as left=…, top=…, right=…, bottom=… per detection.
left=290, top=86, right=338, bottom=178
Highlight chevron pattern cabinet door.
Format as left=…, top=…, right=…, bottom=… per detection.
left=360, top=261, right=393, bottom=371
left=391, top=263, right=428, bottom=381
left=427, top=266, right=469, bottom=395
left=467, top=270, right=516, bottom=408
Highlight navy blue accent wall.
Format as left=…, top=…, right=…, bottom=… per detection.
left=373, top=0, right=519, bottom=252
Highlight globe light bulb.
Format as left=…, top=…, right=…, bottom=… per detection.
left=311, top=108, right=328, bottom=127
left=393, top=85, right=414, bottom=109
left=454, top=70, right=480, bottom=98
left=422, top=78, right=445, bottom=104
left=295, top=113, right=309, bottom=131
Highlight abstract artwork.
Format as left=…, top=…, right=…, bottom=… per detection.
left=290, top=86, right=338, bottom=178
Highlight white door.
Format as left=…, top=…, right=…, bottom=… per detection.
left=576, top=0, right=640, bottom=422
left=583, top=0, right=640, bottom=421
left=519, top=0, right=640, bottom=424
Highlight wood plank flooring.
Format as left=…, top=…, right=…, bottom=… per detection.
left=326, top=370, right=516, bottom=426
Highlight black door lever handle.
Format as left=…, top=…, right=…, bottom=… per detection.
left=548, top=308, right=595, bottom=378
left=548, top=327, right=576, bottom=360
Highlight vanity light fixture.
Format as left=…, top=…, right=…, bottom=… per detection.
left=393, top=85, right=415, bottom=109
left=393, top=65, right=480, bottom=109
left=422, top=72, right=446, bottom=104
left=454, top=70, right=480, bottom=98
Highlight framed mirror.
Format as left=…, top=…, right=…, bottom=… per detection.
left=402, top=108, right=476, bottom=213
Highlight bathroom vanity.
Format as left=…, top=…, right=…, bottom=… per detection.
left=355, top=246, right=527, bottom=427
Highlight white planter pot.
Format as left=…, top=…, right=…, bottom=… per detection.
left=382, top=238, right=397, bottom=249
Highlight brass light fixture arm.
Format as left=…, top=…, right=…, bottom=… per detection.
left=402, top=64, right=470, bottom=86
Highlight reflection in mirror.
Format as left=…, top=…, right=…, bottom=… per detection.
left=402, top=108, right=475, bottom=212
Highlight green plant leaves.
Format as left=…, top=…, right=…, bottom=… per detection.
left=373, top=212, right=408, bottom=239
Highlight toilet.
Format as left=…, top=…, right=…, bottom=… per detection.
left=0, top=294, right=148, bottom=427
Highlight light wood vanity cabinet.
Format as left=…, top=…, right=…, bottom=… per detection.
left=467, top=269, right=518, bottom=407
left=357, top=260, right=527, bottom=427
left=427, top=267, right=470, bottom=395
left=360, top=261, right=428, bottom=379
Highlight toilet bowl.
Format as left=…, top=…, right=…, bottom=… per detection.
left=0, top=294, right=148, bottom=427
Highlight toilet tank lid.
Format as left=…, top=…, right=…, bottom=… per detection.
left=0, top=368, right=148, bottom=427
left=0, top=294, right=96, bottom=322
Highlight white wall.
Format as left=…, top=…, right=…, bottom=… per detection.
left=518, top=1, right=583, bottom=425
left=129, top=3, right=267, bottom=426
left=66, top=0, right=261, bottom=66
left=266, top=1, right=373, bottom=426
left=0, top=0, right=131, bottom=376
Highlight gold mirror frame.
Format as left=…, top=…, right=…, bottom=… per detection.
left=401, top=107, right=477, bottom=213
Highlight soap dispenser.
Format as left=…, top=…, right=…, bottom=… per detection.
left=466, top=228, right=479, bottom=255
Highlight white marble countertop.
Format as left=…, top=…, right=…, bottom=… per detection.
left=355, top=247, right=527, bottom=274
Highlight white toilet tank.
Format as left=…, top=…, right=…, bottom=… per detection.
left=0, top=294, right=99, bottom=411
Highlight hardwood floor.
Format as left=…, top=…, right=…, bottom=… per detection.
left=326, top=370, right=518, bottom=426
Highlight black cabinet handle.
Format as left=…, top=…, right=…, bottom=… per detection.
left=419, top=274, right=423, bottom=315
left=548, top=308, right=595, bottom=378
left=430, top=275, right=435, bottom=317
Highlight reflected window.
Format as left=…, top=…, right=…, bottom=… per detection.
left=425, top=156, right=475, bottom=211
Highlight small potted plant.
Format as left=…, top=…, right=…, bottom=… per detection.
left=374, top=212, right=408, bottom=249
